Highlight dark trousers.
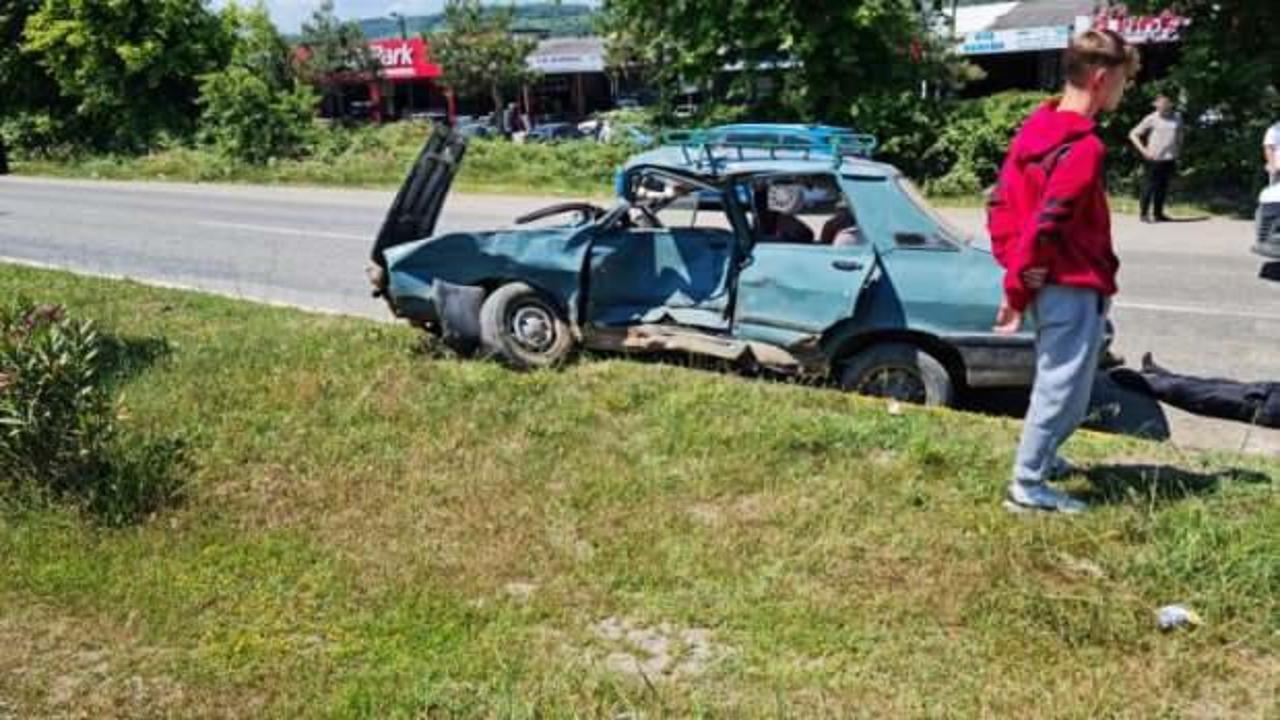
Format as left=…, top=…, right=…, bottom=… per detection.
left=1140, top=160, right=1175, bottom=219
left=1116, top=366, right=1280, bottom=428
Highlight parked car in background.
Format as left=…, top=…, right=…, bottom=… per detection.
left=369, top=129, right=1054, bottom=408
left=525, top=123, right=584, bottom=143
left=456, top=121, right=497, bottom=140
left=1254, top=180, right=1280, bottom=259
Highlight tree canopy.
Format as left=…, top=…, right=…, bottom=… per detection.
left=428, top=0, right=538, bottom=116
left=297, top=0, right=379, bottom=116
left=20, top=0, right=232, bottom=151
left=600, top=0, right=946, bottom=121
left=197, top=2, right=316, bottom=164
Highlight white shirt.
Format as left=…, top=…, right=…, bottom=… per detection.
left=1266, top=122, right=1280, bottom=174
left=1265, top=122, right=1280, bottom=150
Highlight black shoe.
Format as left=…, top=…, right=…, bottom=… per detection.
left=1110, top=367, right=1153, bottom=395
left=1140, top=215, right=1154, bottom=223
left=1099, top=349, right=1126, bottom=369
left=1154, top=215, right=1172, bottom=223
left=1141, top=352, right=1169, bottom=375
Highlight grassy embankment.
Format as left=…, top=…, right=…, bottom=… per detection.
left=1, top=263, right=1276, bottom=717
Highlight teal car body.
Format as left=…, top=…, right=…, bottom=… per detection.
left=369, top=129, right=1036, bottom=405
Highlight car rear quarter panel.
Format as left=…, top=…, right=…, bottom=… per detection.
left=384, top=227, right=594, bottom=321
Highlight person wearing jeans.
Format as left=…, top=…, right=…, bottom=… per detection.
left=1012, top=287, right=1109, bottom=493
left=1129, top=95, right=1183, bottom=222
left=988, top=29, right=1137, bottom=513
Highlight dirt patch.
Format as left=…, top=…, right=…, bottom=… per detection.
left=0, top=602, right=254, bottom=719
left=686, top=492, right=784, bottom=529
left=591, top=617, right=731, bottom=681
left=1185, top=648, right=1280, bottom=719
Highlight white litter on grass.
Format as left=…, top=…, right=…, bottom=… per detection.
left=1157, top=604, right=1203, bottom=631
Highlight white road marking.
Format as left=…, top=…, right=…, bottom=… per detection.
left=1114, top=300, right=1280, bottom=322
left=197, top=220, right=368, bottom=241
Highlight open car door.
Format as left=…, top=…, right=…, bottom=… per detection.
left=370, top=127, right=467, bottom=275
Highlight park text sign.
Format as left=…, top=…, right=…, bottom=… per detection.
left=368, top=38, right=441, bottom=80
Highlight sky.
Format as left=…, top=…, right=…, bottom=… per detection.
left=211, top=0, right=600, bottom=33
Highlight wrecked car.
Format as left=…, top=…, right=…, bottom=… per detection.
left=368, top=128, right=1039, bottom=407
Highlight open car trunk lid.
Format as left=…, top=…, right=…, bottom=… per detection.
left=370, top=127, right=467, bottom=274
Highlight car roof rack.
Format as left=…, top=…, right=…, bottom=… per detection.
left=659, top=128, right=879, bottom=174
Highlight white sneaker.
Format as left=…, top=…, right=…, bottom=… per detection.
left=1048, top=456, right=1082, bottom=481
left=1004, top=481, right=1088, bottom=514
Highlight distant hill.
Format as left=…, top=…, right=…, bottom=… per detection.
left=359, top=3, right=598, bottom=40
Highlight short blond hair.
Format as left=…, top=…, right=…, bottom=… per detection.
left=1063, top=29, right=1140, bottom=88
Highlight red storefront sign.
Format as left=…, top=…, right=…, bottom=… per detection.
left=1090, top=6, right=1190, bottom=44
left=368, top=38, right=441, bottom=80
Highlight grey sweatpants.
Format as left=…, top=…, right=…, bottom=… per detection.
left=1013, top=285, right=1108, bottom=485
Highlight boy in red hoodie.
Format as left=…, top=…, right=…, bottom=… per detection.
left=989, top=29, right=1138, bottom=513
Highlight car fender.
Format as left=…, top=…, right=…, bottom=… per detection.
left=385, top=226, right=595, bottom=331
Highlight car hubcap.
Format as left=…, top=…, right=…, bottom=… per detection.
left=510, top=304, right=556, bottom=352
left=856, top=366, right=927, bottom=404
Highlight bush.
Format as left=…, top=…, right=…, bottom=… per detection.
left=0, top=299, right=187, bottom=525
left=850, top=91, right=950, bottom=181
left=0, top=112, right=77, bottom=160
left=929, top=91, right=1048, bottom=196
left=196, top=67, right=318, bottom=164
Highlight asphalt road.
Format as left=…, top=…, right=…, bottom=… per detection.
left=2, top=175, right=1277, bottom=455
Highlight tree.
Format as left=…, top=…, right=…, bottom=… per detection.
left=0, top=0, right=52, bottom=111
left=297, top=0, right=379, bottom=118
left=21, top=0, right=233, bottom=151
left=197, top=2, right=316, bottom=164
left=429, top=0, right=538, bottom=119
left=0, top=0, right=64, bottom=157
left=600, top=0, right=946, bottom=122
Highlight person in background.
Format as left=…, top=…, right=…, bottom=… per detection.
left=988, top=28, right=1139, bottom=514
left=1264, top=119, right=1280, bottom=185
left=1129, top=94, right=1184, bottom=222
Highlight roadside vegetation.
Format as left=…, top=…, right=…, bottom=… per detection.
left=1, top=264, right=1276, bottom=717
left=12, top=122, right=634, bottom=198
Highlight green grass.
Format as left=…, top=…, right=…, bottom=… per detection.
left=1, top=264, right=1277, bottom=717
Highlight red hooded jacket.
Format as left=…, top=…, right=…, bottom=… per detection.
left=987, top=100, right=1120, bottom=312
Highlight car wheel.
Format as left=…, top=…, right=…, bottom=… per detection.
left=478, top=282, right=574, bottom=369
left=839, top=343, right=955, bottom=407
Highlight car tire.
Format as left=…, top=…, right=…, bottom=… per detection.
left=478, top=282, right=575, bottom=369
left=839, top=343, right=955, bottom=407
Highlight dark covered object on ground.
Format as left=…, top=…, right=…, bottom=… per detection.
left=1111, top=354, right=1280, bottom=428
